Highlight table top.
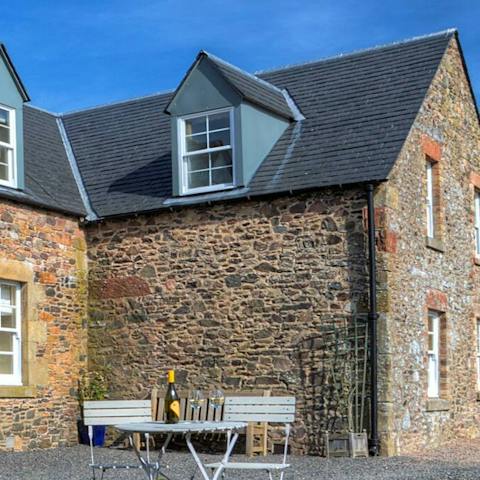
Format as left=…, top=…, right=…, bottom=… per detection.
left=115, top=421, right=247, bottom=434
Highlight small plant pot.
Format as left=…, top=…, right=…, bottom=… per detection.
left=77, top=420, right=106, bottom=447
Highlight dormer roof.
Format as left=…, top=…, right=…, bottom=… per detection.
left=165, top=50, right=299, bottom=120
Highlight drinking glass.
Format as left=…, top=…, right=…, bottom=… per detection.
left=209, top=388, right=225, bottom=417
left=189, top=389, right=204, bottom=421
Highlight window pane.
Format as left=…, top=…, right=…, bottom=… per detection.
left=211, top=150, right=232, bottom=168
left=185, top=116, right=206, bottom=135
left=0, top=146, right=9, bottom=164
left=0, top=126, right=9, bottom=144
left=186, top=134, right=207, bottom=152
left=209, top=112, right=229, bottom=131
left=1, top=311, right=15, bottom=329
left=0, top=332, right=13, bottom=352
left=0, top=354, right=13, bottom=374
left=188, top=170, right=209, bottom=190
left=428, top=315, right=434, bottom=333
left=209, top=129, right=230, bottom=149
left=212, top=167, right=233, bottom=185
left=428, top=333, right=434, bottom=351
left=0, top=163, right=8, bottom=181
left=186, top=154, right=209, bottom=173
left=0, top=109, right=9, bottom=127
left=0, top=285, right=15, bottom=306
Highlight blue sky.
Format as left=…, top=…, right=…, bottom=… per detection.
left=2, top=0, right=479, bottom=112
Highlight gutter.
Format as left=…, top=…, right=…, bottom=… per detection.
left=366, top=183, right=379, bottom=455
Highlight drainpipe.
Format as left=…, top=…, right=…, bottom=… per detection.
left=366, top=183, right=379, bottom=456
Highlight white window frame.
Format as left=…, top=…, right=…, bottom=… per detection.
left=477, top=319, right=480, bottom=391
left=475, top=190, right=480, bottom=257
left=427, top=310, right=440, bottom=398
left=0, top=104, right=17, bottom=189
left=426, top=161, right=435, bottom=238
left=0, top=280, right=22, bottom=386
left=177, top=107, right=235, bottom=195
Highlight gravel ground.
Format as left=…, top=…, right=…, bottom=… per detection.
left=0, top=439, right=480, bottom=480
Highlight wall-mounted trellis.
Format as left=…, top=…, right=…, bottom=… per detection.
left=296, top=310, right=370, bottom=455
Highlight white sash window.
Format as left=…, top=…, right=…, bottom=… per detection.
left=0, top=106, right=16, bottom=188
left=179, top=108, right=235, bottom=195
left=0, top=281, right=22, bottom=385
left=475, top=190, right=480, bottom=256
left=426, top=161, right=435, bottom=238
left=427, top=310, right=440, bottom=398
left=477, top=320, right=480, bottom=391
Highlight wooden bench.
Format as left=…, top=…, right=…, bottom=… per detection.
left=151, top=388, right=271, bottom=455
left=83, top=400, right=152, bottom=479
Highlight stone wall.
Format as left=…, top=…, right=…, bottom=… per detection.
left=0, top=199, right=88, bottom=450
left=86, top=188, right=369, bottom=454
left=376, top=37, right=480, bottom=455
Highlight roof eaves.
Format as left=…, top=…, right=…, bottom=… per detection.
left=0, top=44, right=30, bottom=102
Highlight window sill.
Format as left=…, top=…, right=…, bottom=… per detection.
left=474, top=256, right=480, bottom=267
left=426, top=398, right=450, bottom=412
left=426, top=236, right=444, bottom=252
left=477, top=391, right=480, bottom=402
left=0, top=385, right=36, bottom=398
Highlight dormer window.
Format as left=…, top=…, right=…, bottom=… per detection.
left=0, top=106, right=16, bottom=188
left=178, top=107, right=234, bottom=195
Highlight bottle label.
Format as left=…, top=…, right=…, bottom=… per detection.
left=170, top=400, right=180, bottom=418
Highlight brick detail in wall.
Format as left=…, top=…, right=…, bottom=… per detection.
left=362, top=206, right=398, bottom=253
left=426, top=289, right=448, bottom=312
left=422, top=134, right=442, bottom=162
left=92, top=276, right=151, bottom=299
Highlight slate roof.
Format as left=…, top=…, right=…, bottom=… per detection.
left=0, top=105, right=86, bottom=216
left=11, top=29, right=465, bottom=219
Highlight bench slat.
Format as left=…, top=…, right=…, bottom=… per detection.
left=225, top=397, right=295, bottom=405
left=84, top=400, right=150, bottom=409
left=84, top=415, right=152, bottom=426
left=224, top=413, right=295, bottom=422
left=84, top=408, right=152, bottom=418
left=226, top=405, right=295, bottom=414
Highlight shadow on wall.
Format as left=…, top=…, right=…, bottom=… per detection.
left=292, top=196, right=370, bottom=455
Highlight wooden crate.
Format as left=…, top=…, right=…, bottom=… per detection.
left=349, top=432, right=369, bottom=458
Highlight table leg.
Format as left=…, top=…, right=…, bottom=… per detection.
left=129, top=433, right=173, bottom=480
left=185, top=431, right=240, bottom=480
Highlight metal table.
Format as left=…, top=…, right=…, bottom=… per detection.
left=115, top=421, right=247, bottom=480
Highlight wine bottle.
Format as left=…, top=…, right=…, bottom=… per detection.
left=164, top=370, right=180, bottom=423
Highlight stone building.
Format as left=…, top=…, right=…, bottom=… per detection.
left=0, top=29, right=478, bottom=455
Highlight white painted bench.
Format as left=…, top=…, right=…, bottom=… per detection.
left=83, top=400, right=152, bottom=480
left=206, top=396, right=296, bottom=480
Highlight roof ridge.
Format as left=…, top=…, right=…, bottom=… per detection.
left=255, top=28, right=456, bottom=75
left=61, top=89, right=174, bottom=116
